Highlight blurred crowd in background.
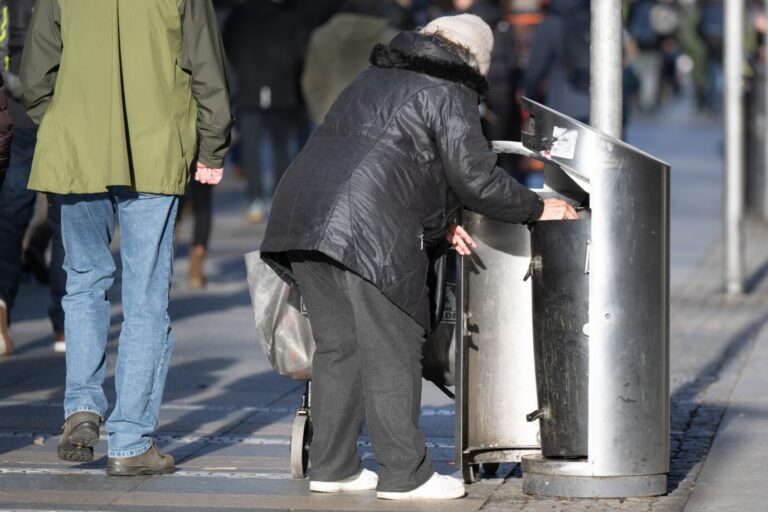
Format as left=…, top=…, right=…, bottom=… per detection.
left=212, top=0, right=736, bottom=216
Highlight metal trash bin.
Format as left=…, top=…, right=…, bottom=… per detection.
left=518, top=98, right=670, bottom=498
left=455, top=100, right=669, bottom=496
left=455, top=213, right=541, bottom=483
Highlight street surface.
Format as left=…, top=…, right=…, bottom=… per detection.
left=3, top=98, right=768, bottom=511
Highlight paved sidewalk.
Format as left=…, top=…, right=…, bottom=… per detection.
left=2, top=97, right=767, bottom=511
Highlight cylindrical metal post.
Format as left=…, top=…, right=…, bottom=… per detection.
left=763, top=0, right=768, bottom=220
left=725, top=0, right=745, bottom=294
left=590, top=0, right=623, bottom=138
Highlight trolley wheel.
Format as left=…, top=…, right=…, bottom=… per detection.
left=290, top=411, right=311, bottom=479
left=482, top=463, right=499, bottom=476
left=462, top=463, right=481, bottom=484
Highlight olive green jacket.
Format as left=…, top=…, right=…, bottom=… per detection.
left=21, top=0, right=232, bottom=195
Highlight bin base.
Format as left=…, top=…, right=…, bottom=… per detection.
left=522, top=454, right=667, bottom=498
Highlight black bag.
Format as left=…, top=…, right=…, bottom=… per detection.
left=422, top=241, right=458, bottom=389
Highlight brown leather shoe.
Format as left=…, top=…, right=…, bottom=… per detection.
left=187, top=245, right=207, bottom=289
left=57, top=411, right=101, bottom=462
left=106, top=443, right=175, bottom=476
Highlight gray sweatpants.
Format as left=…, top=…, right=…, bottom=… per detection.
left=289, top=252, right=434, bottom=492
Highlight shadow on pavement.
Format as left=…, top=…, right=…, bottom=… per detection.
left=667, top=309, right=768, bottom=493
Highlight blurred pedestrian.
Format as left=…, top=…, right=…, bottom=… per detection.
left=262, top=14, right=576, bottom=500
left=627, top=0, right=664, bottom=112
left=452, top=0, right=528, bottom=182
left=301, top=0, right=399, bottom=125
left=0, top=1, right=13, bottom=357
left=522, top=0, right=591, bottom=123
left=223, top=0, right=307, bottom=224
left=179, top=166, right=214, bottom=289
left=0, top=0, right=67, bottom=355
left=22, top=0, right=231, bottom=474
left=678, top=0, right=709, bottom=112
left=698, top=0, right=724, bottom=114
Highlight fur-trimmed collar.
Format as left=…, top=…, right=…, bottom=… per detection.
left=369, top=37, right=489, bottom=95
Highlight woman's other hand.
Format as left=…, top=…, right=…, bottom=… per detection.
left=447, top=224, right=477, bottom=256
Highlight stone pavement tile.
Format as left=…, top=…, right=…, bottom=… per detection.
left=418, top=409, right=457, bottom=438
left=683, top=320, right=768, bottom=512
left=0, top=474, right=149, bottom=508
left=178, top=455, right=288, bottom=472
left=167, top=440, right=290, bottom=464
left=0, top=435, right=100, bottom=465
left=0, top=406, right=62, bottom=432
left=156, top=408, right=257, bottom=436
left=226, top=415, right=296, bottom=437
left=126, top=472, right=311, bottom=496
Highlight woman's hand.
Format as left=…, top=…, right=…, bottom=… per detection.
left=538, top=198, right=579, bottom=221
left=447, top=224, right=477, bottom=256
left=194, top=161, right=224, bottom=185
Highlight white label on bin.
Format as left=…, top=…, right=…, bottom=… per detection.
left=551, top=126, right=578, bottom=160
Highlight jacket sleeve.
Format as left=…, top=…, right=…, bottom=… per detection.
left=0, top=0, right=10, bottom=177
left=179, top=0, right=233, bottom=169
left=0, top=1, right=9, bottom=71
left=426, top=85, right=544, bottom=224
left=19, top=0, right=61, bottom=126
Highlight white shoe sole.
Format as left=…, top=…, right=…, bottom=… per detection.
left=53, top=341, right=66, bottom=353
left=310, top=469, right=378, bottom=493
left=377, top=473, right=466, bottom=500
left=376, top=488, right=466, bottom=500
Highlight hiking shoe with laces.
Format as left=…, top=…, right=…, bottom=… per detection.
left=57, top=411, right=101, bottom=462
left=106, top=443, right=175, bottom=476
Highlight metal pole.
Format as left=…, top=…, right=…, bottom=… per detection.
left=763, top=0, right=768, bottom=221
left=725, top=0, right=745, bottom=294
left=590, top=0, right=623, bottom=138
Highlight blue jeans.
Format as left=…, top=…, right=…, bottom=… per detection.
left=60, top=190, right=178, bottom=457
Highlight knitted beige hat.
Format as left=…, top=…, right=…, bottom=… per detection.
left=420, top=14, right=493, bottom=76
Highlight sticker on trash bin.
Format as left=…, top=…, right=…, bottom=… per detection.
left=551, top=126, right=578, bottom=160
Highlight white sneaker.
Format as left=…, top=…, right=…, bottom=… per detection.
left=0, top=299, right=13, bottom=357
left=377, top=472, right=466, bottom=500
left=53, top=335, right=66, bottom=353
left=309, top=468, right=378, bottom=493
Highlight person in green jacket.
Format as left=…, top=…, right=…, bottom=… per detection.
left=20, top=0, right=232, bottom=475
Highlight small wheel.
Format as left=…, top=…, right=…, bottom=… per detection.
left=462, top=463, right=480, bottom=484
left=290, top=411, right=311, bottom=479
left=482, top=463, right=499, bottom=476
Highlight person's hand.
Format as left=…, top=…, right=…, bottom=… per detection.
left=538, top=198, right=579, bottom=221
left=194, top=161, right=224, bottom=185
left=447, top=223, right=477, bottom=256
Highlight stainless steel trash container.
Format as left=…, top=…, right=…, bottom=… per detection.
left=519, top=98, right=670, bottom=498
left=455, top=213, right=540, bottom=483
